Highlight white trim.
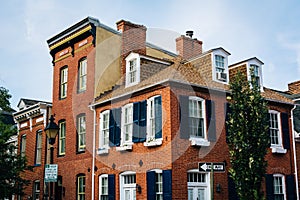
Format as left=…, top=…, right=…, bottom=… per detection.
left=99, top=174, right=108, bottom=200
left=125, top=53, right=140, bottom=87
left=269, top=110, right=284, bottom=152
left=247, top=59, right=264, bottom=91
left=121, top=103, right=134, bottom=146
left=187, top=170, right=211, bottom=200
left=291, top=105, right=299, bottom=199
left=211, top=50, right=229, bottom=84
left=273, top=174, right=286, bottom=200
left=99, top=110, right=110, bottom=151
left=119, top=171, right=136, bottom=200
left=188, top=96, right=207, bottom=139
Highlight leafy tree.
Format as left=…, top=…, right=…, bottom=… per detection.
left=227, top=71, right=270, bottom=200
left=0, top=87, right=29, bottom=199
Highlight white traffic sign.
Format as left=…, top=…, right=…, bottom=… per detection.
left=45, top=164, right=58, bottom=182
left=198, top=162, right=225, bottom=172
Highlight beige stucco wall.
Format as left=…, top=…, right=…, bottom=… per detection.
left=94, top=27, right=121, bottom=98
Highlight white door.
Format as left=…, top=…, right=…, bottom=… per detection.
left=188, top=187, right=206, bottom=200
left=124, top=187, right=136, bottom=200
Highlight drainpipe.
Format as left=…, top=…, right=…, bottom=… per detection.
left=90, top=105, right=96, bottom=200
left=291, top=105, right=299, bottom=199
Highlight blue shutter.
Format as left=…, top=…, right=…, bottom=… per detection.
left=286, top=174, right=296, bottom=200
left=109, top=108, right=121, bottom=146
left=133, top=102, right=140, bottom=143
left=179, top=95, right=189, bottom=139
left=225, top=103, right=232, bottom=143
left=281, top=112, right=290, bottom=150
left=133, top=101, right=147, bottom=142
left=265, top=174, right=274, bottom=200
left=108, top=174, right=115, bottom=200
left=114, top=108, right=121, bottom=146
left=228, top=175, right=239, bottom=200
left=146, top=171, right=156, bottom=200
left=162, top=170, right=172, bottom=200
left=139, top=100, right=147, bottom=142
left=109, top=110, right=115, bottom=147
left=206, top=100, right=216, bottom=142
left=155, top=96, right=162, bottom=139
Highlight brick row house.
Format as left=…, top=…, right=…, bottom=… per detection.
left=14, top=17, right=298, bottom=199
left=13, top=99, right=52, bottom=199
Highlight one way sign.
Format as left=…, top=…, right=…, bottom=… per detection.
left=198, top=162, right=225, bottom=172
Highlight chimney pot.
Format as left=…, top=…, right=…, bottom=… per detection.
left=186, top=30, right=193, bottom=38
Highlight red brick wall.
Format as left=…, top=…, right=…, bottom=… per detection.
left=18, top=114, right=47, bottom=199
left=51, top=35, right=95, bottom=200
left=176, top=35, right=202, bottom=60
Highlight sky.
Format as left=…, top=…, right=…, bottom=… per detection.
left=1, top=0, right=300, bottom=110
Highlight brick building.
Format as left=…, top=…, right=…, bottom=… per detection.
left=13, top=98, right=52, bottom=199
left=15, top=17, right=298, bottom=199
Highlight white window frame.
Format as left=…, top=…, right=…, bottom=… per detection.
left=247, top=59, right=264, bottom=91
left=35, top=130, right=42, bottom=165
left=120, top=104, right=133, bottom=148
left=119, top=171, right=136, bottom=200
left=211, top=49, right=229, bottom=84
left=59, top=121, right=66, bottom=156
left=144, top=96, right=163, bottom=146
left=273, top=174, right=286, bottom=200
left=98, top=110, right=110, bottom=154
left=125, top=53, right=140, bottom=87
left=21, top=134, right=26, bottom=157
left=79, top=58, right=87, bottom=92
left=269, top=110, right=286, bottom=153
left=188, top=97, right=210, bottom=146
left=187, top=169, right=210, bottom=200
left=60, top=67, right=68, bottom=98
left=33, top=180, right=40, bottom=200
left=99, top=174, right=108, bottom=200
left=77, top=115, right=86, bottom=152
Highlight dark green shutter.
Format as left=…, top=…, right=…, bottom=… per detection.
left=286, top=174, right=296, bottom=200
left=108, top=174, right=115, bottom=200
left=281, top=112, right=290, bottom=150
left=162, top=170, right=172, bottom=200
left=225, top=103, right=231, bottom=143
left=265, top=174, right=274, bottom=200
left=228, top=175, right=239, bottom=200
left=155, top=96, right=162, bottom=139
left=179, top=95, right=189, bottom=139
left=146, top=171, right=156, bottom=200
left=206, top=100, right=216, bottom=142
left=109, top=108, right=121, bottom=146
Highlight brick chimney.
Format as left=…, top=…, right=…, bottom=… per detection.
left=288, top=80, right=300, bottom=94
left=176, top=31, right=203, bottom=60
left=116, top=20, right=147, bottom=75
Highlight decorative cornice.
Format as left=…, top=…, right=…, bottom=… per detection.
left=49, top=25, right=92, bottom=50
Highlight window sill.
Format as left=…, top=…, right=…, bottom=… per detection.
left=190, top=138, right=210, bottom=147
left=144, top=138, right=162, bottom=147
left=116, top=144, right=132, bottom=151
left=271, top=147, right=287, bottom=154
left=97, top=147, right=109, bottom=155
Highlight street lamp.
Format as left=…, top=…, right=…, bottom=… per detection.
left=44, top=115, right=59, bottom=200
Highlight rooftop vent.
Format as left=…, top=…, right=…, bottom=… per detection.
left=186, top=30, right=193, bottom=38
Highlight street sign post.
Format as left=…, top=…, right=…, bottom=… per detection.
left=198, top=162, right=225, bottom=172
left=45, top=164, right=58, bottom=182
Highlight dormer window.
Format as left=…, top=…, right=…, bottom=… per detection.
left=250, top=64, right=260, bottom=88
left=125, top=53, right=140, bottom=87
left=212, top=48, right=230, bottom=83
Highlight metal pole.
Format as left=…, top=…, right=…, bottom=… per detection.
left=50, top=146, right=54, bottom=200
left=211, top=163, right=214, bottom=200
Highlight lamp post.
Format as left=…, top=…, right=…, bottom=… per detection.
left=44, top=115, right=59, bottom=200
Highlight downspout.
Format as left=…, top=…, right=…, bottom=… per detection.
left=91, top=105, right=96, bottom=200
left=291, top=105, right=299, bottom=199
